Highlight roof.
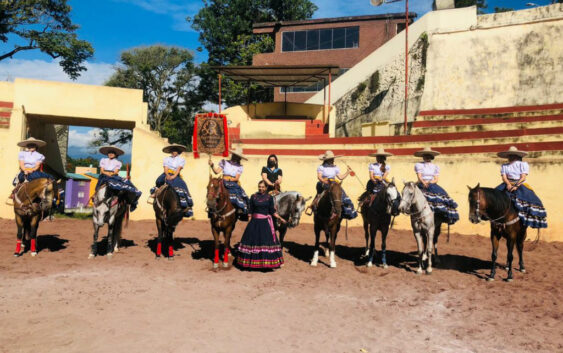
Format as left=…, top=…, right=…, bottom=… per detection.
left=211, top=65, right=340, bottom=87
left=65, top=173, right=91, bottom=181
left=84, top=172, right=100, bottom=179
left=253, top=13, right=417, bottom=33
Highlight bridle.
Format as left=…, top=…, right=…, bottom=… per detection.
left=206, top=179, right=235, bottom=221
left=401, top=184, right=431, bottom=223
left=471, top=188, right=518, bottom=229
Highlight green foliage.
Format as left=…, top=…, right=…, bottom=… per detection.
left=494, top=7, right=513, bottom=13
left=418, top=32, right=429, bottom=69
left=66, top=155, right=98, bottom=172
left=191, top=0, right=317, bottom=106
left=454, top=0, right=487, bottom=13
left=416, top=75, right=425, bottom=92
left=0, top=0, right=94, bottom=79
left=369, top=71, right=380, bottom=94
left=88, top=128, right=133, bottom=149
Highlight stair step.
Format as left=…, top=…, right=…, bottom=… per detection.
left=417, top=109, right=563, bottom=122
left=412, top=118, right=563, bottom=134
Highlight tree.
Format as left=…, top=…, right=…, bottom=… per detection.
left=454, top=0, right=487, bottom=13
left=66, top=155, right=98, bottom=172
left=190, top=0, right=317, bottom=106
left=88, top=128, right=133, bottom=149
left=494, top=7, right=513, bottom=13
left=0, top=0, right=94, bottom=79
left=105, top=45, right=201, bottom=133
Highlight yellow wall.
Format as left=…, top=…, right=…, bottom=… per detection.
left=239, top=120, right=305, bottom=138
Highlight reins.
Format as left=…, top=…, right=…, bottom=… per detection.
left=207, top=179, right=235, bottom=222
left=474, top=188, right=519, bottom=229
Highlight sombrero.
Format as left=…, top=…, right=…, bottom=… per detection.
left=369, top=148, right=393, bottom=157
left=163, top=144, right=187, bottom=154
left=414, top=146, right=440, bottom=157
left=497, top=146, right=527, bottom=158
left=99, top=145, right=124, bottom=156
left=318, top=150, right=342, bottom=161
left=229, top=147, right=248, bottom=161
left=17, top=137, right=46, bottom=148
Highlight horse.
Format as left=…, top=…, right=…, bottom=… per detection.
left=310, top=181, right=344, bottom=268
left=398, top=181, right=435, bottom=274
left=273, top=191, right=310, bottom=246
left=360, top=179, right=401, bottom=268
left=13, top=178, right=56, bottom=257
left=206, top=176, right=237, bottom=269
left=153, top=185, right=183, bottom=260
left=89, top=184, right=128, bottom=259
left=467, top=183, right=527, bottom=282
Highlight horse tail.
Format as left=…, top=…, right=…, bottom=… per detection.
left=447, top=223, right=450, bottom=243
left=124, top=204, right=130, bottom=228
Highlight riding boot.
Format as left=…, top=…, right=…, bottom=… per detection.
left=306, top=194, right=321, bottom=215
left=183, top=207, right=193, bottom=218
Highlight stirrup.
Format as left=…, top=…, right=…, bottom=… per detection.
left=147, top=194, right=155, bottom=204
left=305, top=206, right=314, bottom=216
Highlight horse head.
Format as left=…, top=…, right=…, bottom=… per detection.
left=386, top=178, right=401, bottom=216
left=206, top=176, right=225, bottom=211
left=328, top=181, right=343, bottom=219
left=467, top=183, right=482, bottom=224
left=289, top=193, right=311, bottom=228
left=398, top=181, right=417, bottom=214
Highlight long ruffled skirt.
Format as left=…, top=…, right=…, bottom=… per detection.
left=237, top=217, right=284, bottom=269
left=417, top=183, right=459, bottom=224
left=495, top=183, right=547, bottom=229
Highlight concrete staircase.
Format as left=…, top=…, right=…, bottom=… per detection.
left=0, top=101, right=12, bottom=128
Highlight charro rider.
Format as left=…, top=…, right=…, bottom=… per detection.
left=307, top=150, right=357, bottom=219
left=495, top=146, right=547, bottom=229
left=208, top=147, right=249, bottom=221
left=413, top=146, right=459, bottom=224
left=150, top=144, right=194, bottom=218
left=261, top=154, right=282, bottom=194
left=11, top=137, right=54, bottom=198
left=96, top=145, right=142, bottom=211
left=359, top=147, right=392, bottom=206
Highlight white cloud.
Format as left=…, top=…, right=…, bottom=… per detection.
left=68, top=128, right=132, bottom=157
left=0, top=59, right=116, bottom=85
left=113, top=0, right=201, bottom=32
left=312, top=0, right=434, bottom=19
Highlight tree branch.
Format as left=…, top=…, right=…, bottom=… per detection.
left=0, top=45, right=36, bottom=61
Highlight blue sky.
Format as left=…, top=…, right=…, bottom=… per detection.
left=0, top=0, right=554, bottom=163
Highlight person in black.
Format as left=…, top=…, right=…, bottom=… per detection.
left=236, top=180, right=286, bottom=270
left=261, top=154, right=282, bottom=193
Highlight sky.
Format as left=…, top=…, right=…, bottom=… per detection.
left=0, top=0, right=554, bottom=161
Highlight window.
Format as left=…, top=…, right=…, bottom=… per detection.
left=78, top=192, right=85, bottom=198
left=281, top=68, right=349, bottom=93
left=397, top=23, right=406, bottom=34
left=281, top=27, right=359, bottom=52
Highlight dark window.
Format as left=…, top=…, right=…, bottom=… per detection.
left=294, top=31, right=306, bottom=51
left=281, top=68, right=349, bottom=93
left=345, top=27, right=359, bottom=48
left=332, top=27, right=346, bottom=49
left=306, top=29, right=319, bottom=50
left=282, top=32, right=294, bottom=52
left=319, top=29, right=332, bottom=50
left=397, top=23, right=406, bottom=34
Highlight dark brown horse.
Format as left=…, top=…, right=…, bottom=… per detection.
left=468, top=183, right=527, bottom=282
left=13, top=178, right=56, bottom=257
left=153, top=185, right=183, bottom=260
left=310, top=181, right=343, bottom=268
left=206, top=176, right=237, bottom=269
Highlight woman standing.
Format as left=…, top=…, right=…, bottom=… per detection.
left=261, top=154, right=282, bottom=193
left=152, top=144, right=194, bottom=217
left=414, top=147, right=459, bottom=224
left=495, top=146, right=547, bottom=228
left=209, top=147, right=249, bottom=220
left=236, top=180, right=286, bottom=270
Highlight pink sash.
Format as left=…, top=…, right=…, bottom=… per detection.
left=252, top=213, right=276, bottom=241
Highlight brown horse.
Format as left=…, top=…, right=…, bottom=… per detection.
left=206, top=176, right=237, bottom=269
left=13, top=178, right=56, bottom=257
left=310, top=181, right=343, bottom=268
left=468, top=183, right=527, bottom=282
left=153, top=185, right=183, bottom=260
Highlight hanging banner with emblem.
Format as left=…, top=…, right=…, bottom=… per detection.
left=192, top=112, right=229, bottom=159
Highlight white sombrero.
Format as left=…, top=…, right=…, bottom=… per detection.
left=497, top=146, right=528, bottom=158
left=17, top=137, right=46, bottom=148
left=229, top=147, right=248, bottom=161
left=99, top=145, right=125, bottom=156
left=163, top=144, right=187, bottom=154
left=369, top=148, right=393, bottom=157
left=414, top=146, right=440, bottom=157
left=318, top=150, right=342, bottom=161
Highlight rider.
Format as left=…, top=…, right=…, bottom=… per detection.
left=96, top=145, right=142, bottom=211
left=151, top=144, right=193, bottom=218
left=359, top=148, right=392, bottom=206
left=414, top=147, right=459, bottom=225
left=208, top=147, right=249, bottom=221
left=11, top=137, right=54, bottom=198
left=261, top=154, right=282, bottom=194
left=308, top=150, right=357, bottom=219
left=495, top=146, right=547, bottom=228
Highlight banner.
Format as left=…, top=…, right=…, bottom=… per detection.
left=192, top=113, right=229, bottom=159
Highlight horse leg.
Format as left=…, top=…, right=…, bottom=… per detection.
left=426, top=227, right=434, bottom=275
left=14, top=215, right=24, bottom=257
left=310, top=221, right=321, bottom=267
left=222, top=226, right=233, bottom=268
left=211, top=227, right=220, bottom=269
left=488, top=229, right=500, bottom=281
left=90, top=224, right=101, bottom=259
left=381, top=225, right=389, bottom=269
left=363, top=214, right=370, bottom=257
left=279, top=225, right=287, bottom=249
left=29, top=215, right=39, bottom=257
left=505, top=233, right=515, bottom=282
left=413, top=229, right=424, bottom=274
left=516, top=227, right=526, bottom=273
left=167, top=226, right=175, bottom=260
left=328, top=222, right=338, bottom=268
left=433, top=218, right=442, bottom=265
left=155, top=219, right=163, bottom=258
left=106, top=225, right=114, bottom=259
left=367, top=224, right=376, bottom=268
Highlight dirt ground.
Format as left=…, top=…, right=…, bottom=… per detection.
left=0, top=218, right=561, bottom=353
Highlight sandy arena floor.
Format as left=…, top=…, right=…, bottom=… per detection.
left=0, top=218, right=561, bottom=353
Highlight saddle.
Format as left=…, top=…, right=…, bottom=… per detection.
left=147, top=184, right=168, bottom=205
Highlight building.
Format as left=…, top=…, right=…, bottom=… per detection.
left=252, top=13, right=415, bottom=103
left=64, top=173, right=92, bottom=213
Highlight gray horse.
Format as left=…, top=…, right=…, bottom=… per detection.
left=89, top=185, right=127, bottom=259
left=273, top=191, right=310, bottom=246
left=398, top=181, right=435, bottom=274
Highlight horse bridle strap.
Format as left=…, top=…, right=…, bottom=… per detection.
left=475, top=189, right=517, bottom=227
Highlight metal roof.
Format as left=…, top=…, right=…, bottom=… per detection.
left=65, top=173, right=91, bottom=181
left=211, top=65, right=340, bottom=87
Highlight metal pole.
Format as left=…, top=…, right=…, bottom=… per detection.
left=404, top=0, right=409, bottom=135
left=323, top=78, right=327, bottom=122
left=328, top=70, right=332, bottom=113
left=218, top=74, right=222, bottom=114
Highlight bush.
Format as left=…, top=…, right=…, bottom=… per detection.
left=369, top=71, right=380, bottom=93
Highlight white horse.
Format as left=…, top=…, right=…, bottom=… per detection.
left=398, top=181, right=435, bottom=274
left=89, top=185, right=128, bottom=259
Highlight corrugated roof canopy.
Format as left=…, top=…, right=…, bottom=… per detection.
left=211, top=65, right=340, bottom=87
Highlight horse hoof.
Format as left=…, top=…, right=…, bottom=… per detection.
left=168, top=256, right=174, bottom=262
left=504, top=266, right=509, bottom=271
left=222, top=262, right=229, bottom=268
left=486, top=276, right=495, bottom=282
left=426, top=269, right=433, bottom=275
left=382, top=263, right=389, bottom=269
left=310, top=261, right=318, bottom=267
left=367, top=262, right=373, bottom=268
left=213, top=263, right=219, bottom=269
left=30, top=252, right=37, bottom=257
left=504, top=278, right=513, bottom=283
left=330, top=262, right=337, bottom=268
left=88, top=254, right=95, bottom=259
left=520, top=268, right=526, bottom=273
left=14, top=252, right=22, bottom=257
left=416, top=268, right=423, bottom=275
left=155, top=255, right=161, bottom=260
left=107, top=253, right=113, bottom=259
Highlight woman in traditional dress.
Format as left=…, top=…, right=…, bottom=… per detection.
left=414, top=147, right=459, bottom=224
left=97, top=145, right=142, bottom=211
left=208, top=147, right=249, bottom=221
left=261, top=154, right=282, bottom=194
left=11, top=137, right=53, bottom=198
left=358, top=148, right=393, bottom=206
left=236, top=180, right=286, bottom=270
left=495, top=146, right=547, bottom=228
left=151, top=144, right=194, bottom=217
left=309, top=150, right=357, bottom=219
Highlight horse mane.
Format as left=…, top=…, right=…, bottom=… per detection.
left=479, top=187, right=513, bottom=217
